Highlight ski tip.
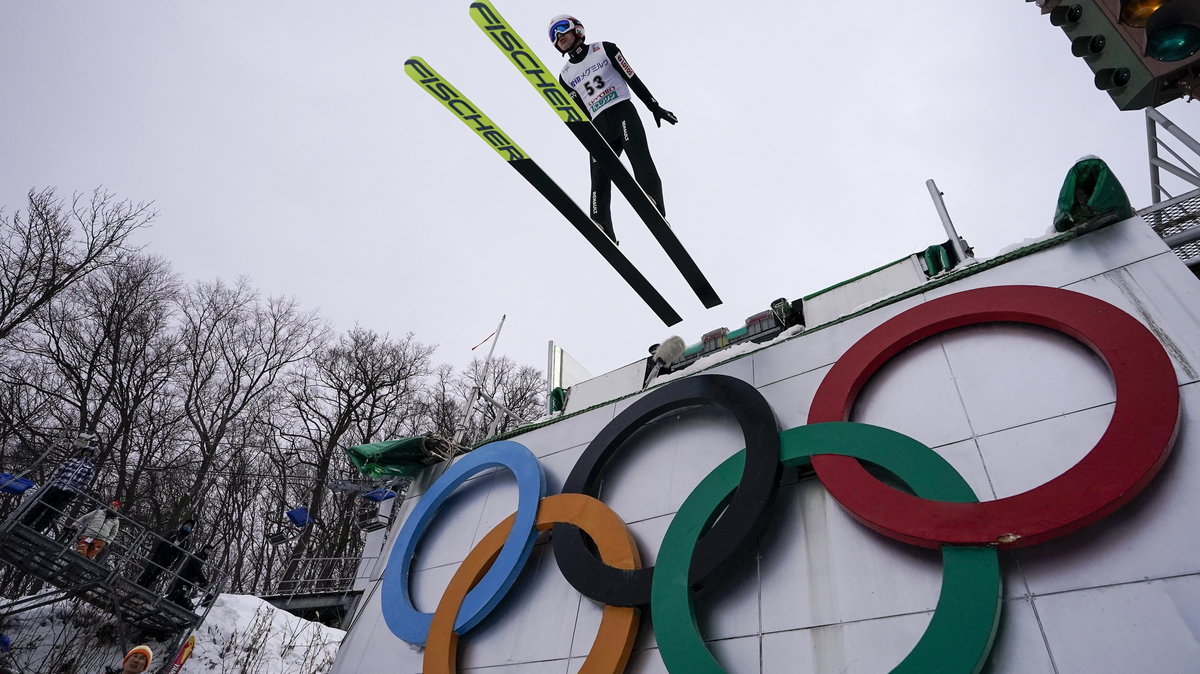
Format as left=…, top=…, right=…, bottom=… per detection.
left=404, top=58, right=453, bottom=91
left=701, top=296, right=723, bottom=309
left=467, top=0, right=500, bottom=25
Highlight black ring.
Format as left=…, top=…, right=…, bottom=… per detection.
left=552, top=374, right=781, bottom=606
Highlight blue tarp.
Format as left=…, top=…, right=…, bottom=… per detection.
left=0, top=474, right=35, bottom=495
left=362, top=488, right=397, bottom=503
left=286, top=507, right=315, bottom=527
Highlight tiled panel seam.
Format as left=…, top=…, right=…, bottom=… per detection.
left=1023, top=570, right=1200, bottom=600
left=1020, top=572, right=1200, bottom=674
left=460, top=656, right=572, bottom=672
left=965, top=400, right=1117, bottom=447
left=1057, top=248, right=1178, bottom=292
left=1010, top=555, right=1062, bottom=674
left=534, top=439, right=598, bottom=461
left=936, top=335, right=1001, bottom=502
left=753, top=354, right=840, bottom=390
left=1077, top=265, right=1200, bottom=384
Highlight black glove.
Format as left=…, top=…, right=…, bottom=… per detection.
left=650, top=105, right=677, bottom=127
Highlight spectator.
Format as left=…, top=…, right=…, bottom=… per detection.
left=20, top=437, right=98, bottom=533
left=135, top=519, right=194, bottom=589
left=107, top=644, right=152, bottom=674
left=72, top=499, right=122, bottom=560
left=167, top=543, right=213, bottom=610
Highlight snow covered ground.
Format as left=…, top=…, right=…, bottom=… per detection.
left=0, top=593, right=343, bottom=673
left=183, top=594, right=344, bottom=673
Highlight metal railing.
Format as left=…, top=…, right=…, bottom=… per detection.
left=0, top=487, right=227, bottom=619
left=1141, top=108, right=1200, bottom=271
left=1147, top=107, right=1200, bottom=204
left=1140, top=188, right=1200, bottom=269
left=268, top=554, right=378, bottom=599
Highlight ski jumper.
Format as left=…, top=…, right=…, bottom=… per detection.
left=559, top=41, right=667, bottom=242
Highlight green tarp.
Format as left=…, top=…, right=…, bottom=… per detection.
left=923, top=241, right=956, bottom=277
left=345, top=436, right=449, bottom=479
left=1053, top=155, right=1134, bottom=232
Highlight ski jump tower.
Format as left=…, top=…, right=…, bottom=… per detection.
left=329, top=111, right=1200, bottom=673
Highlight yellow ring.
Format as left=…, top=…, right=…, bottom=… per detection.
left=425, top=493, right=642, bottom=673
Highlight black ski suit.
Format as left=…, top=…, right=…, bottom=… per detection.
left=167, top=549, right=210, bottom=609
left=558, top=41, right=676, bottom=242
left=136, top=526, right=192, bottom=589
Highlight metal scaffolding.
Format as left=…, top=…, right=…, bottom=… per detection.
left=1142, top=109, right=1200, bottom=274
left=0, top=488, right=226, bottom=666
left=257, top=478, right=408, bottom=628
left=259, top=554, right=377, bottom=628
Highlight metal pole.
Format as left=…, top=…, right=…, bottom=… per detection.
left=451, top=315, right=507, bottom=449
left=1147, top=109, right=1164, bottom=205
left=1163, top=226, right=1200, bottom=249
left=1147, top=107, right=1200, bottom=159
left=926, top=179, right=972, bottom=264
left=476, top=390, right=528, bottom=426
left=477, top=314, right=506, bottom=390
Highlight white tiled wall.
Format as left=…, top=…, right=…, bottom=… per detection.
left=334, top=219, right=1200, bottom=673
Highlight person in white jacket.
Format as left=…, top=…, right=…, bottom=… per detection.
left=73, top=499, right=121, bottom=560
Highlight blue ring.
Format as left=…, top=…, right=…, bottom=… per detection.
left=381, top=440, right=546, bottom=645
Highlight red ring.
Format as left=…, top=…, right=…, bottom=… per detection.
left=808, top=285, right=1180, bottom=549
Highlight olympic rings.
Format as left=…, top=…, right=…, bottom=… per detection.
left=377, top=285, right=1178, bottom=672
left=808, top=285, right=1180, bottom=549
left=652, top=422, right=1001, bottom=673
left=381, top=441, right=546, bottom=645
left=424, top=494, right=642, bottom=674
left=554, top=374, right=781, bottom=607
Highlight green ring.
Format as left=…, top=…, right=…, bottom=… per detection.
left=652, top=422, right=1001, bottom=673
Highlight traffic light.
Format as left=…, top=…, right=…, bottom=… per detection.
left=1036, top=0, right=1200, bottom=110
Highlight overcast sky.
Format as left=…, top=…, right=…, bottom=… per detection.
left=2, top=2, right=1195, bottom=379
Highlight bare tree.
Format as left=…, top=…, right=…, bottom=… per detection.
left=0, top=188, right=153, bottom=341
left=416, top=364, right=461, bottom=439
left=175, top=279, right=325, bottom=523
left=0, top=353, right=65, bottom=467
left=0, top=236, right=556, bottom=618
left=455, top=356, right=547, bottom=445
left=275, top=328, right=434, bottom=590
left=0, top=254, right=183, bottom=513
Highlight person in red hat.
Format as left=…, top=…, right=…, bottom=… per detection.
left=71, top=499, right=121, bottom=560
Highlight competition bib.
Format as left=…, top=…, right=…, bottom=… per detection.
left=560, top=43, right=633, bottom=118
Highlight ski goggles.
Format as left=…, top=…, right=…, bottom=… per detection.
left=549, top=19, right=575, bottom=41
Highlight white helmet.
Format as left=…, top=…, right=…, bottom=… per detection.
left=548, top=14, right=585, bottom=53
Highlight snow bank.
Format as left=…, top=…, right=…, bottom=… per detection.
left=0, top=593, right=342, bottom=674
left=182, top=594, right=344, bottom=673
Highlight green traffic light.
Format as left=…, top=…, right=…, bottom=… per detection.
left=1147, top=23, right=1200, bottom=61
left=1145, top=1, right=1200, bottom=62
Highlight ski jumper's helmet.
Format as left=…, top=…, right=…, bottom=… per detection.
left=549, top=15, right=585, bottom=53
